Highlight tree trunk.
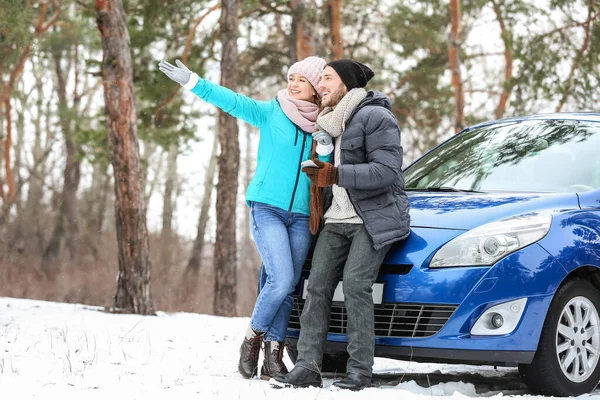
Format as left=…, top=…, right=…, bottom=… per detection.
left=42, top=197, right=66, bottom=266
left=238, top=124, right=261, bottom=316
left=27, top=71, right=48, bottom=252
left=83, top=162, right=110, bottom=234
left=214, top=0, right=240, bottom=317
left=3, top=99, right=15, bottom=207
left=45, top=42, right=81, bottom=260
left=448, top=0, right=465, bottom=133
left=187, top=129, right=219, bottom=273
left=26, top=102, right=44, bottom=217
left=290, top=0, right=316, bottom=61
left=241, top=124, right=254, bottom=261
left=161, top=144, right=178, bottom=240
left=14, top=93, right=25, bottom=216
left=0, top=113, right=4, bottom=204
left=328, top=0, right=343, bottom=60
left=96, top=168, right=112, bottom=234
left=142, top=141, right=160, bottom=205
left=491, top=0, right=513, bottom=119
left=9, top=92, right=25, bottom=244
left=96, top=0, right=154, bottom=315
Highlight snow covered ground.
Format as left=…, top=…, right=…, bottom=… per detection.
left=0, top=297, right=598, bottom=399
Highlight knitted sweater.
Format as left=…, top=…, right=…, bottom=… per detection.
left=324, top=134, right=363, bottom=224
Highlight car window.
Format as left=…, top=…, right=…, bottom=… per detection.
left=405, top=120, right=600, bottom=193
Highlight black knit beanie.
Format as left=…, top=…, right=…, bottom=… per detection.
left=327, top=59, right=374, bottom=90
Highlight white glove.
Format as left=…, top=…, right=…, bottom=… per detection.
left=158, top=59, right=192, bottom=86
left=312, top=129, right=332, bottom=146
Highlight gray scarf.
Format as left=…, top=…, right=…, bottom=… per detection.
left=316, top=88, right=367, bottom=165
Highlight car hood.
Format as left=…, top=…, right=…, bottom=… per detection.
left=407, top=191, right=580, bottom=230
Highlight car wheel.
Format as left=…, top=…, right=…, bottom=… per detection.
left=286, top=344, right=348, bottom=374
left=518, top=278, right=600, bottom=396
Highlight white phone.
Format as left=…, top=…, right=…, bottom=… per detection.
left=300, top=159, right=318, bottom=168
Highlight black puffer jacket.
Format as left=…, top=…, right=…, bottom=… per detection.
left=323, top=91, right=410, bottom=249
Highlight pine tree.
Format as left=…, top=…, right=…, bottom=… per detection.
left=96, top=0, right=154, bottom=315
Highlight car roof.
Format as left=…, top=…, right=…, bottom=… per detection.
left=467, top=112, right=600, bottom=131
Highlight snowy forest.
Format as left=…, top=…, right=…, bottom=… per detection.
left=0, top=0, right=598, bottom=317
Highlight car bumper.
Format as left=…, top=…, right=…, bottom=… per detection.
left=286, top=228, right=568, bottom=366
left=284, top=337, right=535, bottom=366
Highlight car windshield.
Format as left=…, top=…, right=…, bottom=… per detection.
left=404, top=119, right=600, bottom=193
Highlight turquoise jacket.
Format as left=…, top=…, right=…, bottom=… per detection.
left=188, top=76, right=329, bottom=216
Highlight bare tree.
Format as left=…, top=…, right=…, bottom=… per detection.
left=0, top=113, right=4, bottom=203
left=214, top=0, right=240, bottom=317
left=84, top=163, right=111, bottom=234
left=240, top=123, right=255, bottom=264
left=142, top=142, right=161, bottom=205
left=25, top=64, right=53, bottom=251
left=13, top=82, right=30, bottom=217
left=237, top=123, right=261, bottom=316
left=0, top=2, right=60, bottom=211
left=161, top=144, right=178, bottom=240
left=187, top=129, right=218, bottom=274
left=43, top=37, right=82, bottom=262
left=96, top=0, right=154, bottom=315
left=3, top=99, right=15, bottom=206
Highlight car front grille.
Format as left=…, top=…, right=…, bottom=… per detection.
left=289, top=298, right=457, bottom=338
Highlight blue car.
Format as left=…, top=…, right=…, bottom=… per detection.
left=285, top=112, right=600, bottom=396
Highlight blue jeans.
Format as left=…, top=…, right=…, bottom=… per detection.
left=250, top=202, right=312, bottom=342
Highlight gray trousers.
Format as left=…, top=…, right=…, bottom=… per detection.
left=295, top=223, right=391, bottom=378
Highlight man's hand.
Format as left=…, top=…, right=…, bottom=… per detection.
left=302, top=158, right=338, bottom=187
left=158, top=59, right=192, bottom=86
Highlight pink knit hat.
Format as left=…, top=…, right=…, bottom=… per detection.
left=287, top=56, right=327, bottom=93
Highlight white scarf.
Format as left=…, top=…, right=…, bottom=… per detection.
left=316, top=88, right=367, bottom=138
left=317, top=89, right=368, bottom=225
left=317, top=88, right=367, bottom=165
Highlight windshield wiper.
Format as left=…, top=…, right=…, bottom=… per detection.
left=406, top=186, right=483, bottom=193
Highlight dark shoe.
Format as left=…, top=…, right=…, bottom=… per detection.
left=269, top=366, right=323, bottom=388
left=238, top=334, right=263, bottom=379
left=260, top=341, right=288, bottom=380
left=331, top=372, right=372, bottom=391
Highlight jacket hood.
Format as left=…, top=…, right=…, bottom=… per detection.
left=360, top=90, right=392, bottom=110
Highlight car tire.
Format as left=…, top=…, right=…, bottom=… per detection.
left=518, top=278, right=600, bottom=396
left=286, top=344, right=348, bottom=374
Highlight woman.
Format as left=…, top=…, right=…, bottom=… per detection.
left=158, top=56, right=331, bottom=380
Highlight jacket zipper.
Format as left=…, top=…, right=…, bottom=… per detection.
left=289, top=127, right=307, bottom=212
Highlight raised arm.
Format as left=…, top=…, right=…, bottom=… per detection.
left=159, top=59, right=272, bottom=128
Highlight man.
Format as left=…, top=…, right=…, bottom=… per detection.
left=271, top=59, right=410, bottom=391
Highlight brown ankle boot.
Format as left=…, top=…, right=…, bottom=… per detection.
left=238, top=334, right=263, bottom=379
left=261, top=341, right=288, bottom=380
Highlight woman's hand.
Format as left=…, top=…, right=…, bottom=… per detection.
left=158, top=59, right=192, bottom=86
left=312, top=129, right=332, bottom=146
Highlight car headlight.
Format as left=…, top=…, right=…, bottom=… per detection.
left=430, top=214, right=552, bottom=267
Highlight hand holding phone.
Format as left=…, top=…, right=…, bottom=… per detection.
left=301, top=159, right=318, bottom=169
